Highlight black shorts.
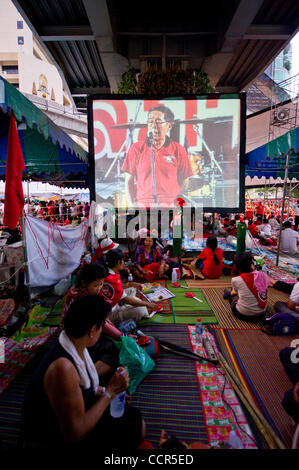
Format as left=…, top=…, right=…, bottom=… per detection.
left=78, top=405, right=143, bottom=451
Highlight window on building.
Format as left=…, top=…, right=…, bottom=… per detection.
left=17, top=36, right=24, bottom=45
left=2, top=65, right=18, bottom=74
left=17, top=20, right=23, bottom=29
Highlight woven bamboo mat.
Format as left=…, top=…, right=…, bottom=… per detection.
left=213, top=328, right=297, bottom=448
left=199, top=288, right=290, bottom=330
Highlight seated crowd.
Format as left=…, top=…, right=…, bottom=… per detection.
left=20, top=206, right=299, bottom=449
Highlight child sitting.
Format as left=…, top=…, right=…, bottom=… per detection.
left=102, top=249, right=158, bottom=322
left=62, top=263, right=122, bottom=380
left=163, top=245, right=180, bottom=279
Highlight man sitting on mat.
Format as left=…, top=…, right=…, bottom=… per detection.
left=280, top=221, right=299, bottom=255
left=269, top=278, right=299, bottom=318
left=223, top=252, right=269, bottom=322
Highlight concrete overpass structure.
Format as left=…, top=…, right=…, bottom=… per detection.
left=11, top=0, right=299, bottom=110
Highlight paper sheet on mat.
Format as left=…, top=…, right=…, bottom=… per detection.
left=139, top=286, right=175, bottom=302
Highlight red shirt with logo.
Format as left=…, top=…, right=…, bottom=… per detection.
left=101, top=270, right=126, bottom=308
left=121, top=137, right=193, bottom=206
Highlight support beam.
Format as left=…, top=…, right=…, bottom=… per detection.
left=117, top=31, right=217, bottom=37
left=244, top=24, right=291, bottom=40
left=71, top=86, right=111, bottom=95
left=82, top=0, right=129, bottom=92
left=202, top=0, right=264, bottom=88
left=239, top=24, right=299, bottom=91
left=40, top=25, right=95, bottom=41
left=215, top=86, right=240, bottom=93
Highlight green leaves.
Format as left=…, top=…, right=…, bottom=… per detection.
left=117, top=67, right=214, bottom=95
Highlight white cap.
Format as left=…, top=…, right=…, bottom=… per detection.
left=99, top=237, right=119, bottom=253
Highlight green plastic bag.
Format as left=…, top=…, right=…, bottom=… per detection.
left=116, top=336, right=155, bottom=395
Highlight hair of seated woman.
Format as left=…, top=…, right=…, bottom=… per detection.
left=64, top=295, right=111, bottom=337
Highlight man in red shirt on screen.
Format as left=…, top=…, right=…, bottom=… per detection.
left=121, top=105, right=193, bottom=208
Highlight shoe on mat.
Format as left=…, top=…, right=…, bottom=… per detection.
left=223, top=288, right=231, bottom=299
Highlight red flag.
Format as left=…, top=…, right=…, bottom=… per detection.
left=3, top=114, right=25, bottom=229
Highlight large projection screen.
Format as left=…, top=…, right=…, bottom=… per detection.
left=88, top=94, right=246, bottom=212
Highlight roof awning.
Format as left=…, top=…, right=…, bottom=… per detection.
left=245, top=126, right=299, bottom=179
left=0, top=76, right=89, bottom=188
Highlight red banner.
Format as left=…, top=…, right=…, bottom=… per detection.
left=3, top=114, right=25, bottom=229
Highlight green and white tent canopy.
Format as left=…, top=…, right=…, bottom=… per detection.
left=0, top=76, right=89, bottom=188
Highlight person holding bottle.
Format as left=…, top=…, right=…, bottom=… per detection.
left=22, top=295, right=146, bottom=450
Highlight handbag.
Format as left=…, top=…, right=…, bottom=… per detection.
left=261, top=312, right=298, bottom=335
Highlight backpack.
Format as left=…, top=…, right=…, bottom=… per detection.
left=261, top=312, right=298, bottom=335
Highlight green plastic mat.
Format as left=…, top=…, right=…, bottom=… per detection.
left=139, top=312, right=217, bottom=325
left=167, top=280, right=212, bottom=312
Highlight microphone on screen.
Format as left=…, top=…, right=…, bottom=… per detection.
left=147, top=130, right=154, bottom=146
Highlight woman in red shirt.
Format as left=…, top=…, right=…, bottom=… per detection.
left=247, top=219, right=259, bottom=238
left=192, top=236, right=223, bottom=279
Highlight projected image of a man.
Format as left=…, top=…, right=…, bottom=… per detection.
left=121, top=105, right=193, bottom=207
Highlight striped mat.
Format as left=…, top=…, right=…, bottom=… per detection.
left=0, top=339, right=36, bottom=396
left=213, top=328, right=297, bottom=448
left=0, top=351, right=43, bottom=449
left=131, top=324, right=208, bottom=447
left=0, top=333, right=59, bottom=449
left=199, top=288, right=290, bottom=330
left=139, top=311, right=218, bottom=326
left=186, top=276, right=233, bottom=288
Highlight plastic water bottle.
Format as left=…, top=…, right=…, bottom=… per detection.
left=228, top=431, right=244, bottom=449
left=262, top=263, right=268, bottom=275
left=110, top=391, right=126, bottom=418
left=128, top=272, right=133, bottom=282
left=110, top=368, right=126, bottom=418
left=172, top=268, right=178, bottom=283
left=195, top=318, right=203, bottom=345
